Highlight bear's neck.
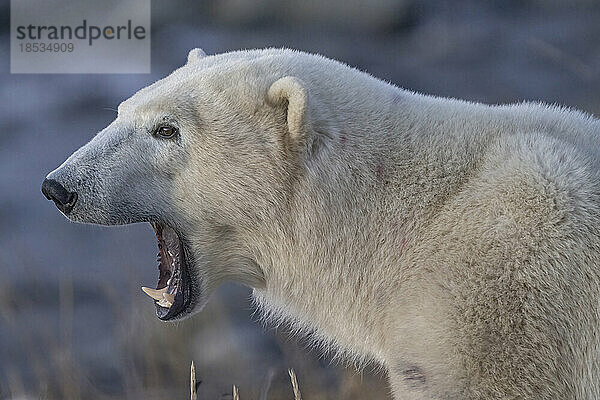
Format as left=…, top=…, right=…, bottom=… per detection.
left=250, top=88, right=494, bottom=364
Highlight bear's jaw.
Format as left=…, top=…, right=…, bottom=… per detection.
left=141, top=222, right=194, bottom=321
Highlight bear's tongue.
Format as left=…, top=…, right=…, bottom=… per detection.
left=141, top=222, right=182, bottom=308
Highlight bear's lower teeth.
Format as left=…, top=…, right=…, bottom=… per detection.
left=141, top=287, right=175, bottom=307
left=157, top=293, right=174, bottom=308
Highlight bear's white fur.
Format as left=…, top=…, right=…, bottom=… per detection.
left=49, top=48, right=600, bottom=399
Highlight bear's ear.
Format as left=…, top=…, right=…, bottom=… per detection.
left=186, top=48, right=207, bottom=65
left=266, top=76, right=308, bottom=138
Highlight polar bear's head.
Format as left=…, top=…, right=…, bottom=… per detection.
left=42, top=48, right=325, bottom=321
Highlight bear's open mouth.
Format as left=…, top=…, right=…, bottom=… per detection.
left=141, top=222, right=193, bottom=320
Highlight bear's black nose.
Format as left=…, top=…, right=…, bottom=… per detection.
left=42, top=178, right=78, bottom=214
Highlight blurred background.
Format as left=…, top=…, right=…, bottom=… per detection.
left=2, top=0, right=600, bottom=398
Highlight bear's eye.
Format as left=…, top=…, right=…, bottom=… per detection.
left=153, top=125, right=178, bottom=139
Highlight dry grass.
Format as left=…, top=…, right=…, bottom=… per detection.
left=191, top=361, right=197, bottom=400
left=288, top=370, right=302, bottom=400
left=189, top=362, right=303, bottom=400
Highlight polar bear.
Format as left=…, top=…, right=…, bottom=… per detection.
left=42, top=48, right=600, bottom=399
